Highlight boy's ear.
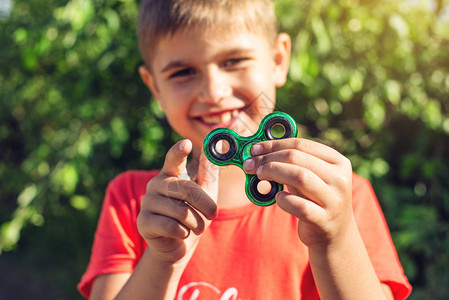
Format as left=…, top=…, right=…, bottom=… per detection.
left=138, top=65, right=165, bottom=110
left=273, top=33, right=291, bottom=87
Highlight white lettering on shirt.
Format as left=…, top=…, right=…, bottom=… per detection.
left=177, top=282, right=240, bottom=300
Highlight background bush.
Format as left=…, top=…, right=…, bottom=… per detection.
left=1, top=0, right=448, bottom=298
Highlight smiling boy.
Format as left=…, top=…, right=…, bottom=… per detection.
left=78, top=1, right=412, bottom=299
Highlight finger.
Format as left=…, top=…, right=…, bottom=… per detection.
left=161, top=139, right=193, bottom=177
left=137, top=210, right=190, bottom=240
left=196, top=148, right=219, bottom=203
left=243, top=149, right=333, bottom=184
left=147, top=194, right=206, bottom=235
left=276, top=191, right=326, bottom=224
left=256, top=161, right=329, bottom=207
left=159, top=178, right=217, bottom=220
left=251, top=138, right=344, bottom=165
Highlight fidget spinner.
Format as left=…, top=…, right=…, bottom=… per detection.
left=203, top=112, right=298, bottom=206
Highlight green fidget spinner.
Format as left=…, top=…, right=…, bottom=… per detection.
left=203, top=112, right=298, bottom=206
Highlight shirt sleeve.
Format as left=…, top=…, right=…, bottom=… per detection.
left=352, top=174, right=412, bottom=300
left=77, top=170, right=158, bottom=298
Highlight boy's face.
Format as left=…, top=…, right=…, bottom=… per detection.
left=139, top=27, right=291, bottom=148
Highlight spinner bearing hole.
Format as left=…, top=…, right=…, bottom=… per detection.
left=249, top=176, right=278, bottom=204
left=264, top=116, right=293, bottom=140
left=257, top=180, right=272, bottom=195
left=270, top=123, right=286, bottom=139
left=208, top=133, right=237, bottom=162
left=215, top=139, right=231, bottom=155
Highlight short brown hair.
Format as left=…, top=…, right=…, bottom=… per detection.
left=137, top=0, right=277, bottom=67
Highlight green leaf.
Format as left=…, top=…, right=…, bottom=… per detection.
left=363, top=93, right=386, bottom=130
left=104, top=9, right=121, bottom=33
left=17, top=185, right=38, bottom=208
left=389, top=14, right=409, bottom=38
left=62, top=0, right=94, bottom=31
left=311, top=17, right=331, bottom=55
left=70, top=195, right=90, bottom=211
left=385, top=80, right=401, bottom=105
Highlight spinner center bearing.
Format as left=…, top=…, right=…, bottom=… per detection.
left=203, top=112, right=298, bottom=206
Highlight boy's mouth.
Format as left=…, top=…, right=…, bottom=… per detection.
left=195, top=109, right=242, bottom=128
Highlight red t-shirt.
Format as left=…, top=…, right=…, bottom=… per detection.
left=78, top=170, right=412, bottom=299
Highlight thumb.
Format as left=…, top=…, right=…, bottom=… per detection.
left=161, top=139, right=192, bottom=177
left=196, top=148, right=219, bottom=202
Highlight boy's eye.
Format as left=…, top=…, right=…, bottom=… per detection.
left=169, top=68, right=195, bottom=78
left=222, top=57, right=248, bottom=68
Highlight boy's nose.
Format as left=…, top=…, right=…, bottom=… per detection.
left=198, top=67, right=232, bottom=104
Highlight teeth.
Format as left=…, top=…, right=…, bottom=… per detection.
left=201, top=110, right=238, bottom=124
left=222, top=112, right=232, bottom=123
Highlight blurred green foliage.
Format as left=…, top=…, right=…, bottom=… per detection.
left=0, top=0, right=448, bottom=298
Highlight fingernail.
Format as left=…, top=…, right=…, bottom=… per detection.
left=257, top=165, right=263, bottom=177
left=179, top=140, right=192, bottom=152
left=178, top=140, right=187, bottom=151
left=243, top=158, right=255, bottom=171
left=251, top=144, right=263, bottom=156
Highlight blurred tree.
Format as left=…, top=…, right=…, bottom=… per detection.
left=0, top=0, right=172, bottom=296
left=0, top=0, right=448, bottom=299
left=276, top=0, right=449, bottom=298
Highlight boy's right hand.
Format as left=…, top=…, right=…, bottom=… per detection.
left=137, top=139, right=218, bottom=266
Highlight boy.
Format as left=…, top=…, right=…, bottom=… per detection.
left=78, top=0, right=412, bottom=299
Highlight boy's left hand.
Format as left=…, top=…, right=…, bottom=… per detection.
left=243, top=138, right=354, bottom=249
